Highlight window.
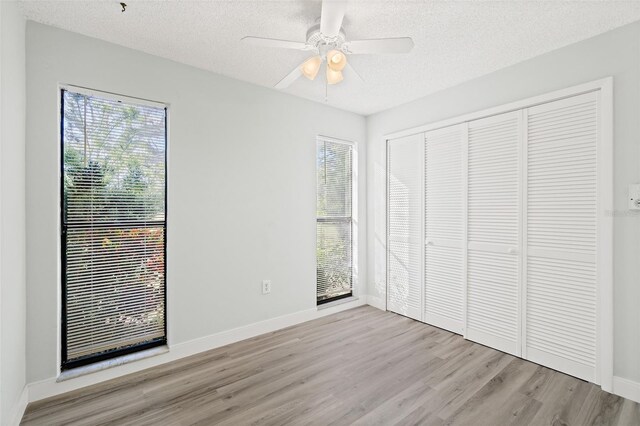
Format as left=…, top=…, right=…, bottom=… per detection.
left=61, top=88, right=167, bottom=369
left=316, top=137, right=354, bottom=305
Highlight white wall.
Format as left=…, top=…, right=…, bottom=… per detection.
left=0, top=1, right=27, bottom=424
left=367, top=21, right=640, bottom=384
left=25, top=22, right=366, bottom=384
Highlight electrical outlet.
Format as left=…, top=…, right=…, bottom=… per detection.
left=262, top=280, right=271, bottom=295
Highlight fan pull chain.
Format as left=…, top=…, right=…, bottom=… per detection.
left=325, top=78, right=328, bottom=103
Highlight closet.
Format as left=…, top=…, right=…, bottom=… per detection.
left=424, top=125, right=465, bottom=334
left=524, top=92, right=600, bottom=382
left=387, top=133, right=423, bottom=321
left=386, top=85, right=608, bottom=384
left=466, top=111, right=521, bottom=356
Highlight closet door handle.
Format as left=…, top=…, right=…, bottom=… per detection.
left=508, top=247, right=517, bottom=254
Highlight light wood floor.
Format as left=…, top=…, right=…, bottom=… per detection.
left=22, top=306, right=640, bottom=425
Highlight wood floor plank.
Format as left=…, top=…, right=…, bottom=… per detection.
left=20, top=306, right=640, bottom=426
left=350, top=379, right=438, bottom=425
left=433, top=350, right=515, bottom=420
left=574, top=385, right=626, bottom=426
left=526, top=371, right=593, bottom=425
left=618, top=400, right=640, bottom=426
left=439, top=359, right=541, bottom=425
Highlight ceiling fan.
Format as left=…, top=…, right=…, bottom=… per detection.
left=241, top=0, right=414, bottom=89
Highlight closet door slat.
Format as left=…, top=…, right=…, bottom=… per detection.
left=387, top=134, right=424, bottom=321
left=424, top=125, right=465, bottom=333
left=466, top=111, right=522, bottom=356
left=525, top=91, right=599, bottom=383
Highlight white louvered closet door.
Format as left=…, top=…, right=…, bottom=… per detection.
left=424, top=125, right=465, bottom=334
left=387, top=134, right=424, bottom=321
left=466, top=111, right=522, bottom=356
left=525, top=91, right=599, bottom=383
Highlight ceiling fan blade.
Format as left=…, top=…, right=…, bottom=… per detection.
left=241, top=36, right=312, bottom=51
left=345, top=62, right=364, bottom=83
left=320, top=0, right=347, bottom=38
left=343, top=37, right=414, bottom=54
left=274, top=63, right=304, bottom=89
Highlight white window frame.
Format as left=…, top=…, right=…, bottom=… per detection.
left=316, top=135, right=358, bottom=307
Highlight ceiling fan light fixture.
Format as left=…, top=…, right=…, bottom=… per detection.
left=326, top=65, right=343, bottom=85
left=327, top=49, right=347, bottom=71
left=301, top=55, right=322, bottom=80
left=244, top=0, right=414, bottom=90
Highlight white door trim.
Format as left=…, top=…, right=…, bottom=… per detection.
left=597, top=78, right=614, bottom=392
left=385, top=78, right=612, bottom=141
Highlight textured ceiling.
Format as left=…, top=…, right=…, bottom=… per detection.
left=19, top=0, right=640, bottom=115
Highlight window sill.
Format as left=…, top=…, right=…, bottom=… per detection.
left=317, top=296, right=359, bottom=310
left=56, top=345, right=169, bottom=382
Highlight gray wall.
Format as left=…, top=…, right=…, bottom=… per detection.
left=1, top=1, right=27, bottom=424
left=367, top=21, right=640, bottom=383
left=26, top=22, right=367, bottom=383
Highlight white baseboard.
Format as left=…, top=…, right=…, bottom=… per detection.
left=613, top=376, right=640, bottom=403
left=28, top=298, right=367, bottom=403
left=366, top=294, right=385, bottom=311
left=7, top=385, right=28, bottom=426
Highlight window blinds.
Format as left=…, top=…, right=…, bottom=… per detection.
left=61, top=89, right=167, bottom=368
left=316, top=139, right=353, bottom=304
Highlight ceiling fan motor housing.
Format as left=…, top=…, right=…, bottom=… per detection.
left=306, top=23, right=347, bottom=54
